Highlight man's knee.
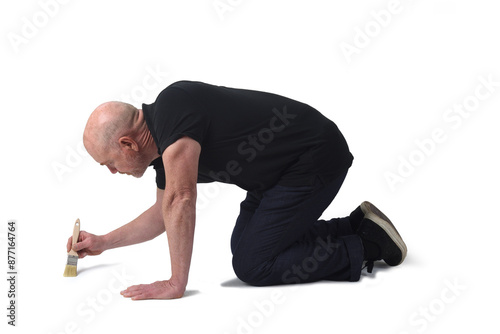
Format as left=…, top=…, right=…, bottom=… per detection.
left=232, top=252, right=252, bottom=283
left=232, top=252, right=267, bottom=286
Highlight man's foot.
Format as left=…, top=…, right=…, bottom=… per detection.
left=355, top=202, right=407, bottom=272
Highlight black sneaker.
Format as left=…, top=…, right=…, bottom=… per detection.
left=356, top=202, right=407, bottom=272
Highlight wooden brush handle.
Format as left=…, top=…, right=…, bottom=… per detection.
left=68, top=218, right=81, bottom=256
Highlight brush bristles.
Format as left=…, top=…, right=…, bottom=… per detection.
left=63, top=265, right=77, bottom=277
left=63, top=255, right=78, bottom=277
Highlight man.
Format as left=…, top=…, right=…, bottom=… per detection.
left=67, top=80, right=407, bottom=300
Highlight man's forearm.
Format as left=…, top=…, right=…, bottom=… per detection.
left=163, top=196, right=196, bottom=290
left=103, top=202, right=165, bottom=251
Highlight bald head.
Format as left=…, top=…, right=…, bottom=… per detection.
left=84, top=101, right=139, bottom=154
left=83, top=101, right=159, bottom=178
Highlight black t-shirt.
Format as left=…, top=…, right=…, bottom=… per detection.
left=143, top=81, right=353, bottom=191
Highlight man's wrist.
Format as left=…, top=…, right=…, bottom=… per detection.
left=169, top=275, right=188, bottom=293
left=100, top=233, right=114, bottom=251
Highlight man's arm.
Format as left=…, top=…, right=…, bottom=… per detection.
left=103, top=187, right=165, bottom=249
left=121, top=136, right=200, bottom=300
left=68, top=188, right=165, bottom=257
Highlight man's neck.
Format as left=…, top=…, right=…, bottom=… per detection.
left=136, top=109, right=160, bottom=161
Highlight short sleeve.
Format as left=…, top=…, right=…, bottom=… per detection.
left=152, top=87, right=209, bottom=154
left=149, top=157, right=165, bottom=190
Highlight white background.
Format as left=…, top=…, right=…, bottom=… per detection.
left=1, top=0, right=499, bottom=333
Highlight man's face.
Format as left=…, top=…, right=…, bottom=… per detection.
left=89, top=142, right=150, bottom=178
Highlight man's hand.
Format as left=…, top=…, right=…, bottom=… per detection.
left=66, top=231, right=106, bottom=258
left=120, top=280, right=185, bottom=300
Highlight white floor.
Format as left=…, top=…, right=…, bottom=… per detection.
left=2, top=1, right=499, bottom=333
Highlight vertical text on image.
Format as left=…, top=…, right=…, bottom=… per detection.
left=6, top=220, right=18, bottom=327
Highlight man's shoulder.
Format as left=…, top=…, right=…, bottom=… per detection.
left=165, top=80, right=210, bottom=92
left=149, top=81, right=216, bottom=112
left=150, top=80, right=214, bottom=104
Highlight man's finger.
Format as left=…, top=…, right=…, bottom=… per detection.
left=68, top=230, right=88, bottom=252
left=73, top=238, right=90, bottom=252
left=131, top=294, right=147, bottom=301
left=126, top=288, right=150, bottom=301
left=77, top=230, right=89, bottom=242
left=66, top=237, right=72, bottom=252
left=121, top=285, right=143, bottom=297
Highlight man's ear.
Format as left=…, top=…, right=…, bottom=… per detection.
left=118, top=136, right=139, bottom=152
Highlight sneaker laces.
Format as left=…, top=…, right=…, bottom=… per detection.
left=362, top=260, right=375, bottom=273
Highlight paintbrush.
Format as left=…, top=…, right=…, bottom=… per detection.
left=63, top=218, right=81, bottom=277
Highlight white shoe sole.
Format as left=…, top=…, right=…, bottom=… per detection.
left=361, top=201, right=407, bottom=265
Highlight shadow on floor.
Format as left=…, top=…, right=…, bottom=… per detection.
left=220, top=277, right=252, bottom=288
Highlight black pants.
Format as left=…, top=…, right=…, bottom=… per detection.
left=231, top=170, right=364, bottom=286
